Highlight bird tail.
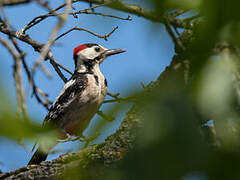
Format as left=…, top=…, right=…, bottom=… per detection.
left=28, top=147, right=48, bottom=165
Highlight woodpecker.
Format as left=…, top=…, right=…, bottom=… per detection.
left=28, top=43, right=125, bottom=165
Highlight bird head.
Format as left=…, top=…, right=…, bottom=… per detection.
left=73, top=43, right=125, bottom=72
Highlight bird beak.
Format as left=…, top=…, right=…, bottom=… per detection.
left=103, top=49, right=126, bottom=57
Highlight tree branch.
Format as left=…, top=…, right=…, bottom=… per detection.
left=0, top=0, right=32, bottom=6
left=81, top=0, right=163, bottom=22
left=55, top=26, right=118, bottom=42
left=0, top=38, right=27, bottom=119
left=164, top=19, right=186, bottom=51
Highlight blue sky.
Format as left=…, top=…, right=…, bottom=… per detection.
left=0, top=1, right=174, bottom=172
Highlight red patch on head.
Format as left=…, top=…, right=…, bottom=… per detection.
left=73, top=44, right=87, bottom=56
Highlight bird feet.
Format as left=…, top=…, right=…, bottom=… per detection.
left=57, top=133, right=91, bottom=143
left=57, top=133, right=79, bottom=142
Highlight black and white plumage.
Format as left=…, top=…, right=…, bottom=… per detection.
left=28, top=43, right=125, bottom=165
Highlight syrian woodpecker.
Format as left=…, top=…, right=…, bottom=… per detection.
left=28, top=43, right=125, bottom=165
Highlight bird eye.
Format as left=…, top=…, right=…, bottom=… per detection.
left=95, top=47, right=101, bottom=52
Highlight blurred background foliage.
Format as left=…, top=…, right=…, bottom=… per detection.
left=102, top=0, right=240, bottom=180
left=1, top=0, right=240, bottom=179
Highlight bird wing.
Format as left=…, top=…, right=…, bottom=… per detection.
left=31, top=74, right=88, bottom=152
left=43, top=73, right=88, bottom=127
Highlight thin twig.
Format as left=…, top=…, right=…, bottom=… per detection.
left=0, top=21, right=71, bottom=82
left=71, top=9, right=132, bottom=21
left=0, top=22, right=71, bottom=83
left=0, top=6, right=12, bottom=28
left=0, top=24, right=44, bottom=51
left=35, top=0, right=72, bottom=62
left=0, top=38, right=27, bottom=118
left=20, top=2, right=129, bottom=34
left=103, top=94, right=135, bottom=104
left=173, top=26, right=181, bottom=36
left=21, top=0, right=81, bottom=34
left=140, top=82, right=146, bottom=89
left=107, top=92, right=120, bottom=98
left=31, top=57, right=52, bottom=78
left=50, top=58, right=73, bottom=75
left=97, top=111, right=115, bottom=121
left=103, top=98, right=133, bottom=104
left=13, top=38, right=51, bottom=110
left=170, top=9, right=188, bottom=17
left=18, top=48, right=51, bottom=110
left=9, top=38, right=29, bottom=119
left=182, top=14, right=201, bottom=23
left=164, top=19, right=186, bottom=51
left=49, top=56, right=68, bottom=83
left=33, top=0, right=73, bottom=83
left=55, top=26, right=118, bottom=42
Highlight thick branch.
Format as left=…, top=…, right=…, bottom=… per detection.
left=81, top=0, right=163, bottom=22
left=81, top=0, right=196, bottom=30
